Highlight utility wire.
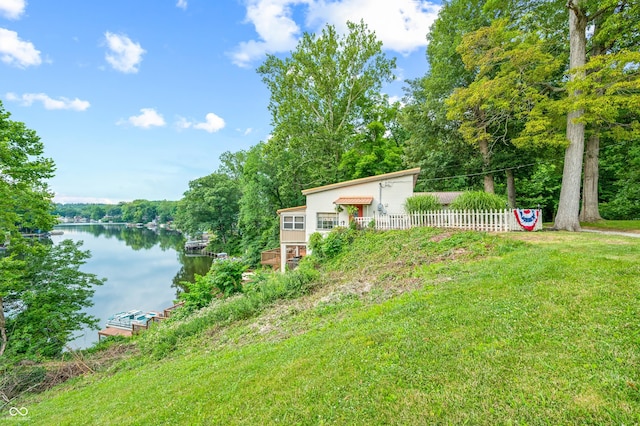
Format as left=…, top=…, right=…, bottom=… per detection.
left=419, top=163, right=537, bottom=182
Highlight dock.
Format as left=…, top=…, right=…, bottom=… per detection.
left=98, top=302, right=184, bottom=340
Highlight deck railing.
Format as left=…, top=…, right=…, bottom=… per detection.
left=354, top=209, right=542, bottom=232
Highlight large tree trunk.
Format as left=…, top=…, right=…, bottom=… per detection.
left=554, top=1, right=587, bottom=231
left=506, top=169, right=516, bottom=208
left=579, top=23, right=605, bottom=223
left=478, top=138, right=495, bottom=194
left=580, top=132, right=602, bottom=221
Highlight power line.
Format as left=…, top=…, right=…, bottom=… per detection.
left=419, top=163, right=537, bottom=182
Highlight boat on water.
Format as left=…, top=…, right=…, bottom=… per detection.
left=105, top=309, right=159, bottom=330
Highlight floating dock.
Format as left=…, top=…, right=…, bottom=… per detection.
left=98, top=302, right=184, bottom=340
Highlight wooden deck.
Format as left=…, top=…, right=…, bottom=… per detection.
left=97, top=327, right=132, bottom=338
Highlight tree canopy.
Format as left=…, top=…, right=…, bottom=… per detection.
left=1, top=101, right=104, bottom=359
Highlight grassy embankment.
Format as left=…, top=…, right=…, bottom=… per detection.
left=9, top=226, right=640, bottom=425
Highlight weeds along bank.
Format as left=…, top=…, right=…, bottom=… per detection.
left=9, top=228, right=640, bottom=425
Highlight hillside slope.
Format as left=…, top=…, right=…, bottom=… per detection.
left=14, top=228, right=640, bottom=424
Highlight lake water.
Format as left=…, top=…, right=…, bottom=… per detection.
left=51, top=224, right=212, bottom=349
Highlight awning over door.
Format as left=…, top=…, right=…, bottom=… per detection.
left=333, top=196, right=373, bottom=205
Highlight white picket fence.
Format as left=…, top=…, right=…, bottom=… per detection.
left=354, top=209, right=542, bottom=232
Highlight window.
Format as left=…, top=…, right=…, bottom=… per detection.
left=283, top=215, right=305, bottom=230
left=317, top=213, right=338, bottom=230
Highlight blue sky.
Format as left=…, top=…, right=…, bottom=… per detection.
left=0, top=0, right=440, bottom=204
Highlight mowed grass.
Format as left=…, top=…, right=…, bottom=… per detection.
left=581, top=219, right=640, bottom=233
left=15, top=229, right=640, bottom=425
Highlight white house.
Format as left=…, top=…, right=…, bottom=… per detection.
left=262, top=168, right=421, bottom=272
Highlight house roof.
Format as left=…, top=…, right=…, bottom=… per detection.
left=415, top=191, right=464, bottom=205
left=301, top=168, right=421, bottom=195
left=333, top=196, right=374, bottom=205
left=277, top=205, right=306, bottom=214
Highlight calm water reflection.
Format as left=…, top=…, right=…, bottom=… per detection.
left=51, top=224, right=212, bottom=349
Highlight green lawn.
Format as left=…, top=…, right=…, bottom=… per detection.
left=10, top=229, right=640, bottom=425
left=581, top=219, right=640, bottom=232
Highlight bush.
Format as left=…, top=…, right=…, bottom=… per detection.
left=309, top=227, right=357, bottom=261
left=404, top=194, right=442, bottom=213
left=449, top=191, right=507, bottom=211
left=179, top=260, right=247, bottom=312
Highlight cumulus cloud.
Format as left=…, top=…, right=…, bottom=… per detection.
left=0, top=28, right=41, bottom=68
left=230, top=0, right=307, bottom=67
left=178, top=113, right=226, bottom=133
left=176, top=0, right=187, bottom=10
left=5, top=92, right=90, bottom=111
left=0, top=0, right=26, bottom=19
left=104, top=32, right=145, bottom=73
left=121, top=108, right=166, bottom=128
left=307, top=0, right=440, bottom=54
left=231, top=0, right=440, bottom=67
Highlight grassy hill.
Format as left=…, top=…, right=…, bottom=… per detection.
left=10, top=227, right=640, bottom=424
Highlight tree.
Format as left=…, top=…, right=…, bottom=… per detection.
left=257, top=20, right=396, bottom=189
left=1, top=101, right=56, bottom=357
left=445, top=19, right=563, bottom=197
left=3, top=241, right=104, bottom=358
left=1, top=101, right=104, bottom=359
left=401, top=0, right=492, bottom=192
left=174, top=173, right=241, bottom=252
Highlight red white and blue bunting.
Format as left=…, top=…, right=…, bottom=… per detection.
left=513, top=209, right=540, bottom=231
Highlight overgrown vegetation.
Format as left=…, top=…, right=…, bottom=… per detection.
left=404, top=194, right=442, bottom=213
left=9, top=228, right=639, bottom=424
left=449, top=190, right=507, bottom=210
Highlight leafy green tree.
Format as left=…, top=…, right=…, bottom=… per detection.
left=1, top=101, right=56, bottom=357
left=174, top=173, right=241, bottom=252
left=401, top=0, right=491, bottom=192
left=257, top=20, right=396, bottom=189
left=1, top=101, right=103, bottom=359
left=4, top=241, right=104, bottom=358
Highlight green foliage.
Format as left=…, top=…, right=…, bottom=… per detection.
left=449, top=191, right=507, bottom=210
left=3, top=240, right=104, bottom=359
left=257, top=20, right=396, bottom=189
left=174, top=173, right=241, bottom=253
left=308, top=227, right=357, bottom=261
left=209, top=260, right=246, bottom=297
left=179, top=260, right=247, bottom=311
left=404, top=194, right=442, bottom=213
left=141, top=263, right=318, bottom=358
left=22, top=230, right=640, bottom=424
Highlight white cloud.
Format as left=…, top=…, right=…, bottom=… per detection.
left=104, top=32, right=145, bottom=73
left=0, top=0, right=26, bottom=20
left=230, top=0, right=308, bottom=67
left=5, top=92, right=90, bottom=111
left=177, top=113, right=226, bottom=133
left=231, top=0, right=440, bottom=67
left=307, top=0, right=440, bottom=54
left=0, top=28, right=41, bottom=68
left=122, top=108, right=166, bottom=128
left=176, top=0, right=187, bottom=10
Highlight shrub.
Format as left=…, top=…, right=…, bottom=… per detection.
left=404, top=194, right=442, bottom=213
left=179, top=260, right=247, bottom=312
left=449, top=191, right=507, bottom=211
left=309, top=227, right=357, bottom=261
